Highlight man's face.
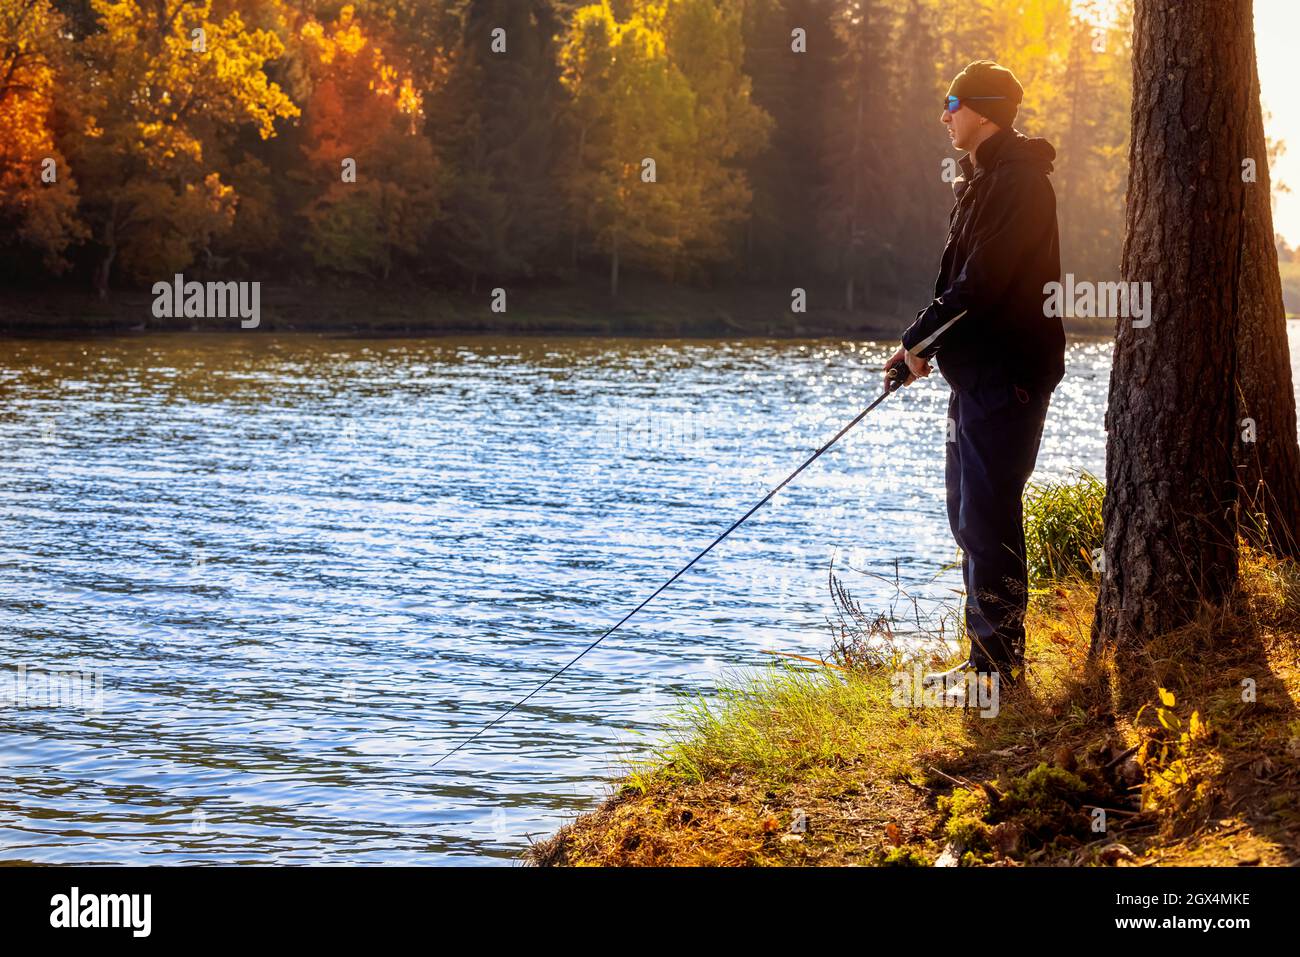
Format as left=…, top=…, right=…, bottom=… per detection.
left=942, top=101, right=985, bottom=151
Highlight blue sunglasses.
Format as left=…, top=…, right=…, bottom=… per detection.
left=944, top=94, right=1006, bottom=113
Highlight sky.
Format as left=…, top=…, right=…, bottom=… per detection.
left=1256, top=0, right=1299, bottom=248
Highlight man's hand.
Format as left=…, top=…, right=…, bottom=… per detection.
left=884, top=345, right=931, bottom=390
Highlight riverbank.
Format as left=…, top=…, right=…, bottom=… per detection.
left=0, top=279, right=1119, bottom=339
left=530, top=549, right=1300, bottom=866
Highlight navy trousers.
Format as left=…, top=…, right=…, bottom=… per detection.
left=945, top=378, right=1050, bottom=682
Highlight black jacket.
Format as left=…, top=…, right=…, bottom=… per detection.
left=900, top=128, right=1065, bottom=394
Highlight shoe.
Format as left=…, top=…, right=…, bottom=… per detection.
left=922, top=658, right=977, bottom=686
left=922, top=659, right=1008, bottom=709
left=922, top=659, right=978, bottom=705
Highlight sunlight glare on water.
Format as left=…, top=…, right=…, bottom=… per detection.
left=0, top=331, right=1234, bottom=863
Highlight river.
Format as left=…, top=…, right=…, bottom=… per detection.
left=0, top=330, right=1293, bottom=863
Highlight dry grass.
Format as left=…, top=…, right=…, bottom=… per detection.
left=528, top=550, right=1300, bottom=867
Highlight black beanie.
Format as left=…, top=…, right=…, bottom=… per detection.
left=946, top=60, right=1023, bottom=130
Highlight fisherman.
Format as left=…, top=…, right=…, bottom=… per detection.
left=884, top=60, right=1066, bottom=693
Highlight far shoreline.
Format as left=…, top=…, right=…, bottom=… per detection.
left=0, top=281, right=1120, bottom=341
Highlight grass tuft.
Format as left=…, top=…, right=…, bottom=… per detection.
left=1023, top=469, right=1104, bottom=587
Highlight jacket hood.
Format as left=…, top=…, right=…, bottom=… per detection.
left=997, top=132, right=1056, bottom=172
left=954, top=130, right=1055, bottom=199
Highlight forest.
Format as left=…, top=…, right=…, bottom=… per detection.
left=1, top=0, right=1139, bottom=317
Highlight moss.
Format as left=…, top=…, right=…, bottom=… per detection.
left=872, top=846, right=932, bottom=866
left=932, top=761, right=1129, bottom=863
left=996, top=762, right=1099, bottom=848
left=938, top=787, right=993, bottom=850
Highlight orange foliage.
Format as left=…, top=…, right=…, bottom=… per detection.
left=0, top=0, right=86, bottom=271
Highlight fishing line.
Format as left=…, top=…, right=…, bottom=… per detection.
left=430, top=365, right=912, bottom=768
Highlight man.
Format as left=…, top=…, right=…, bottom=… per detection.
left=884, top=60, right=1065, bottom=692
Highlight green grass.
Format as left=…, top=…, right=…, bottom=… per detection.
left=639, top=661, right=960, bottom=790
left=1023, top=469, right=1104, bottom=587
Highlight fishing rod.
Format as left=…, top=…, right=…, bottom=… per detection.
left=430, top=361, right=916, bottom=769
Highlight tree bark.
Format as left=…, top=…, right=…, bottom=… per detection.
left=610, top=228, right=619, bottom=299
left=1234, top=47, right=1300, bottom=558
left=94, top=203, right=117, bottom=301
left=1091, top=0, right=1255, bottom=652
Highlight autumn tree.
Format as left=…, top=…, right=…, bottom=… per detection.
left=0, top=0, right=1196, bottom=319
left=0, top=0, right=86, bottom=275
left=936, top=0, right=997, bottom=79
left=966, top=0, right=1132, bottom=285
left=1037, top=0, right=1131, bottom=280
left=887, top=0, right=951, bottom=301
left=739, top=0, right=839, bottom=283
left=294, top=4, right=439, bottom=280
left=63, top=0, right=298, bottom=296
left=660, top=0, right=771, bottom=282
left=819, top=0, right=893, bottom=310
left=561, top=0, right=768, bottom=297
left=560, top=0, right=696, bottom=296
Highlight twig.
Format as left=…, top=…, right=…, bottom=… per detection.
left=1105, top=745, right=1139, bottom=768
left=926, top=765, right=978, bottom=790
left=759, top=649, right=849, bottom=672
left=1082, top=804, right=1144, bottom=817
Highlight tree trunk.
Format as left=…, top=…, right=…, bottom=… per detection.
left=745, top=217, right=754, bottom=280
left=610, top=228, right=619, bottom=299
left=846, top=86, right=862, bottom=314
left=93, top=247, right=114, bottom=301
left=1091, top=0, right=1255, bottom=652
left=94, top=201, right=118, bottom=301
left=570, top=123, right=587, bottom=269
left=1234, top=47, right=1300, bottom=558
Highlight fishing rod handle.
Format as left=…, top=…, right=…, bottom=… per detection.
left=885, top=358, right=912, bottom=391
